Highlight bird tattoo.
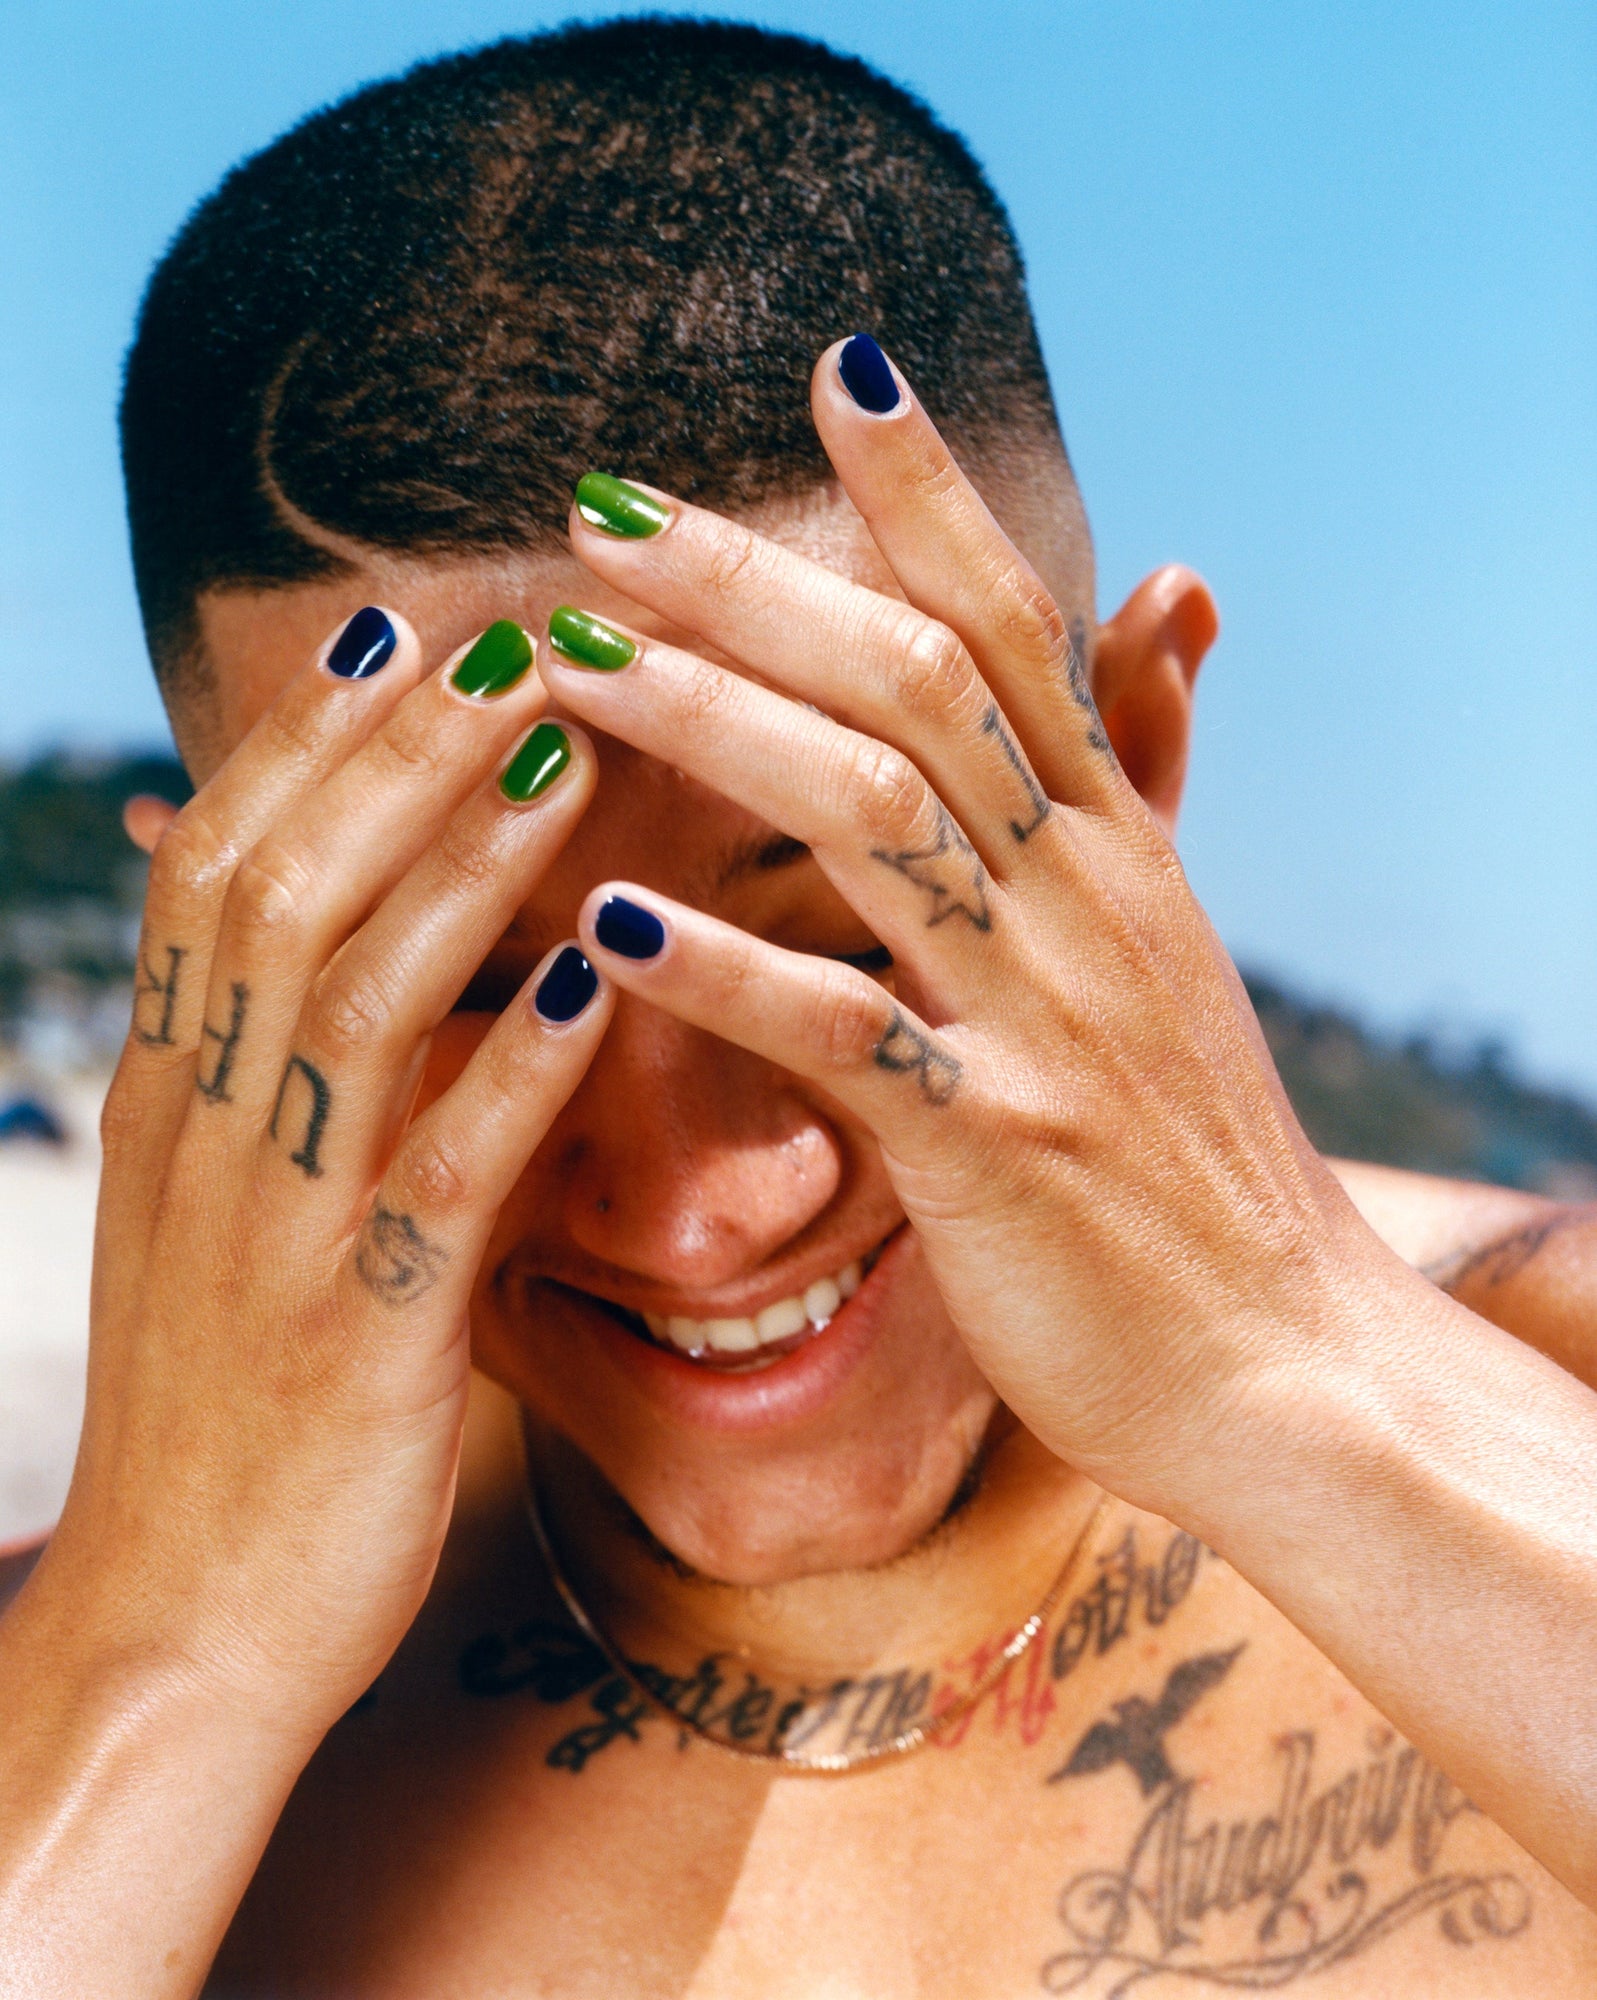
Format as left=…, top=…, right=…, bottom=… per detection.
left=1047, top=1645, right=1245, bottom=1795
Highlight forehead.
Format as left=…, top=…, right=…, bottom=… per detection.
left=193, top=485, right=899, bottom=775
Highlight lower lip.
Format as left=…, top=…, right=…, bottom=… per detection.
left=533, top=1227, right=913, bottom=1437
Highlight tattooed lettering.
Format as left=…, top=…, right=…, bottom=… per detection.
left=1065, top=617, right=1111, bottom=757
left=1050, top=1646, right=1244, bottom=1794
left=982, top=701, right=1052, bottom=842
left=457, top=1618, right=936, bottom=1772
left=1052, top=1524, right=1209, bottom=1684
left=870, top=803, right=992, bottom=931
left=1044, top=1719, right=1528, bottom=1993
left=132, top=943, right=186, bottom=1046
left=269, top=1054, right=331, bottom=1177
left=874, top=1009, right=962, bottom=1106
left=355, top=1207, right=448, bottom=1306
left=195, top=981, right=248, bottom=1103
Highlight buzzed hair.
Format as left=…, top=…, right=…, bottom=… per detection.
left=121, top=17, right=1078, bottom=696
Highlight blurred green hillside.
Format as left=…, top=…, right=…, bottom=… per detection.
left=1, top=753, right=1592, bottom=1194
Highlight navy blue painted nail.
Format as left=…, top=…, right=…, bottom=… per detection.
left=535, top=945, right=598, bottom=1023
left=838, top=333, right=900, bottom=414
left=594, top=895, right=665, bottom=960
left=327, top=606, right=397, bottom=680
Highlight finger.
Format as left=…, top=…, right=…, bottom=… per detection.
left=192, top=621, right=546, bottom=1134
left=810, top=335, right=1122, bottom=815
left=108, top=607, right=424, bottom=1189
left=577, top=882, right=971, bottom=1171
left=123, top=794, right=179, bottom=854
left=564, top=478, right=1049, bottom=872
left=541, top=614, right=1003, bottom=999
left=340, top=941, right=611, bottom=1330
left=258, top=722, right=595, bottom=1198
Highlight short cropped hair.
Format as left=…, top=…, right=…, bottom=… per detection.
left=121, top=17, right=1073, bottom=693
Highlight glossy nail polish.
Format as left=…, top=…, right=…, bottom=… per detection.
left=535, top=945, right=598, bottom=1023
left=594, top=894, right=665, bottom=960
left=838, top=333, right=900, bottom=414
left=574, top=473, right=671, bottom=539
left=549, top=606, right=637, bottom=672
left=452, top=620, right=534, bottom=698
left=500, top=722, right=571, bottom=802
left=327, top=606, right=397, bottom=679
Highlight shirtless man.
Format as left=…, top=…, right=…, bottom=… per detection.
left=3, top=21, right=1595, bottom=1997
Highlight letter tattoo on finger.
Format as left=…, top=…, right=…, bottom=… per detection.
left=870, top=804, right=992, bottom=931
left=270, top=1054, right=331, bottom=1176
left=1065, top=617, right=1111, bottom=757
left=196, top=982, right=248, bottom=1103
left=874, top=1009, right=962, bottom=1105
left=981, top=702, right=1051, bottom=843
left=132, top=943, right=186, bottom=1045
left=355, top=1207, right=449, bottom=1305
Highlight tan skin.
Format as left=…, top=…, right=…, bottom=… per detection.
left=2, top=342, right=1596, bottom=1997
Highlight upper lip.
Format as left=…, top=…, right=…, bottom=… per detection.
left=535, top=1225, right=901, bottom=1327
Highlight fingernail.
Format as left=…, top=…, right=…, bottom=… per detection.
left=451, top=620, right=534, bottom=698
left=549, top=605, right=637, bottom=673
left=500, top=722, right=571, bottom=802
left=535, top=945, right=598, bottom=1023
left=327, top=606, right=397, bottom=680
left=594, top=894, right=665, bottom=960
left=574, top=473, right=670, bottom=540
left=838, top=333, right=900, bottom=415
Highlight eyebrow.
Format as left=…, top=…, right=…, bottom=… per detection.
left=713, top=832, right=812, bottom=890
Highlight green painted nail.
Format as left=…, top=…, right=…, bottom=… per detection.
left=500, top=722, right=571, bottom=802
left=549, top=605, right=637, bottom=672
left=452, top=620, right=534, bottom=698
left=574, top=473, right=670, bottom=539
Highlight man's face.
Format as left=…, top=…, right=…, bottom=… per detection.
left=193, top=481, right=1098, bottom=1586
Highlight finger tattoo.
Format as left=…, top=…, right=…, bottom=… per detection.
left=870, top=804, right=992, bottom=931
left=355, top=1207, right=449, bottom=1305
left=195, top=982, right=248, bottom=1103
left=1065, top=618, right=1111, bottom=757
left=270, top=1054, right=331, bottom=1176
left=873, top=1008, right=962, bottom=1105
left=981, top=702, right=1051, bottom=842
left=132, top=943, right=186, bottom=1046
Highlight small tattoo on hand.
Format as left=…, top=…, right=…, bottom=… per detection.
left=874, top=1009, right=962, bottom=1105
left=196, top=982, right=248, bottom=1103
left=981, top=702, right=1051, bottom=842
left=132, top=943, right=186, bottom=1045
left=270, top=1054, right=331, bottom=1176
left=1065, top=617, right=1111, bottom=756
left=356, top=1207, right=448, bottom=1305
left=871, top=804, right=991, bottom=931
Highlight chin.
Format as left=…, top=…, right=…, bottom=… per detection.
left=472, top=1226, right=998, bottom=1587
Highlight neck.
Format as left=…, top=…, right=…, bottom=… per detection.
left=522, top=1415, right=1103, bottom=1765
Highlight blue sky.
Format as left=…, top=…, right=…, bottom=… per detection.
left=3, top=0, right=1594, bottom=1092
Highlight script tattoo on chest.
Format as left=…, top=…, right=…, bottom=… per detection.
left=1043, top=1648, right=1531, bottom=1994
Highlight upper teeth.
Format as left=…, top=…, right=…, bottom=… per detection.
left=643, top=1258, right=862, bottom=1359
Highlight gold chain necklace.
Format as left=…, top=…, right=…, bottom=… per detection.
left=524, top=1469, right=1108, bottom=1776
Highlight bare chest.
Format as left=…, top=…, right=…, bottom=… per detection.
left=212, top=1520, right=1596, bottom=1998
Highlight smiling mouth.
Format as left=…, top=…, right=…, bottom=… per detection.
left=558, top=1237, right=893, bottom=1374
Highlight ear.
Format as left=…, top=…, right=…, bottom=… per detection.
left=1090, top=566, right=1219, bottom=836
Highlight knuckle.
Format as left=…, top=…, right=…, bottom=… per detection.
left=225, top=842, right=314, bottom=949
left=898, top=618, right=978, bottom=717
left=391, top=1135, right=475, bottom=1216
left=846, top=738, right=926, bottom=850
left=995, top=571, right=1070, bottom=668
left=699, top=527, right=775, bottom=609
left=673, top=660, right=739, bottom=733
left=809, top=969, right=883, bottom=1074
left=434, top=816, right=510, bottom=898
left=306, top=966, right=393, bottom=1065
left=148, top=811, right=229, bottom=906
left=370, top=709, right=453, bottom=787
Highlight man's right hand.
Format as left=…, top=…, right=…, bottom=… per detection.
left=0, top=606, right=608, bottom=1996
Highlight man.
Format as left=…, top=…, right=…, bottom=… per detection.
left=2, top=21, right=1595, bottom=1996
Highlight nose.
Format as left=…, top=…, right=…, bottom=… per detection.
left=558, top=994, right=844, bottom=1290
